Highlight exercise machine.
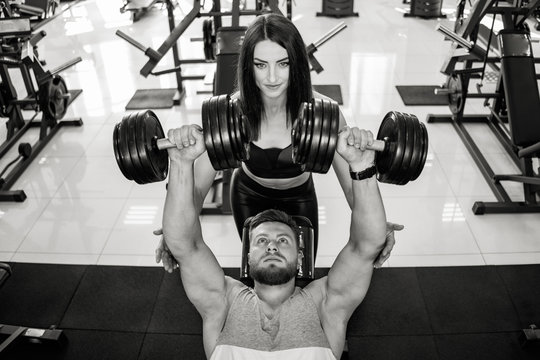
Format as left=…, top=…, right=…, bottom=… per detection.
left=120, top=0, right=165, bottom=22
left=0, top=16, right=83, bottom=202
left=116, top=0, right=283, bottom=109
left=428, top=0, right=540, bottom=214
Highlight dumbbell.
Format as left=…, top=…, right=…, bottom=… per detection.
left=113, top=94, right=250, bottom=184
left=114, top=96, right=428, bottom=186
left=291, top=98, right=428, bottom=185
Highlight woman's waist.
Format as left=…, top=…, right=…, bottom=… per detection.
left=241, top=163, right=311, bottom=189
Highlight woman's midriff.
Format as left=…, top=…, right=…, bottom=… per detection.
left=241, top=163, right=311, bottom=189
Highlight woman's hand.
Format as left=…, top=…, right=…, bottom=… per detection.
left=154, top=228, right=179, bottom=273
left=374, top=222, right=404, bottom=268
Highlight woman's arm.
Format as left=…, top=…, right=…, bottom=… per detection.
left=313, top=90, right=354, bottom=208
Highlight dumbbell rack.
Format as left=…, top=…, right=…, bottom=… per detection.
left=427, top=0, right=540, bottom=214
left=0, top=17, right=83, bottom=202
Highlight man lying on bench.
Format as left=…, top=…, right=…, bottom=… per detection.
left=161, top=124, right=387, bottom=360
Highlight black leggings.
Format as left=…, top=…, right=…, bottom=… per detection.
left=230, top=168, right=319, bottom=257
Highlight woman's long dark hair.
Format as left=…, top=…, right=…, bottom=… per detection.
left=237, top=13, right=312, bottom=140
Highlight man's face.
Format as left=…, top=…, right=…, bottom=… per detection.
left=248, top=222, right=300, bottom=286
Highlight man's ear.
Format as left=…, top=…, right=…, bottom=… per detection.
left=297, top=250, right=304, bottom=270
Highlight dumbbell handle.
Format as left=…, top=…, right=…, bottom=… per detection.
left=155, top=138, right=176, bottom=150
left=367, top=140, right=386, bottom=152
left=156, top=136, right=386, bottom=152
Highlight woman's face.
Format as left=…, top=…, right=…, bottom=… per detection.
left=252, top=40, right=289, bottom=101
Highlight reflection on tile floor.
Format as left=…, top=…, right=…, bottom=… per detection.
left=1, top=0, right=539, bottom=268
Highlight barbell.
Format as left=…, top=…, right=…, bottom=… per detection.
left=113, top=96, right=429, bottom=185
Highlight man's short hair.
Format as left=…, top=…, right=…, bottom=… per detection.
left=247, top=209, right=301, bottom=247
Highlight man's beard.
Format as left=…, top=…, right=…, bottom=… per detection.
left=249, top=259, right=297, bottom=286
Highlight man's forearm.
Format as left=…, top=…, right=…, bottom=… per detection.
left=162, top=160, right=201, bottom=257
left=350, top=176, right=387, bottom=253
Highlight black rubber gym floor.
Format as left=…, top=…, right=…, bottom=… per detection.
left=0, top=262, right=539, bottom=359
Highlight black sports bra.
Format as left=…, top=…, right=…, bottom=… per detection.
left=243, top=142, right=304, bottom=179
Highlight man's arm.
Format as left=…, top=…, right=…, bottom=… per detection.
left=162, top=125, right=229, bottom=318
left=314, top=90, right=400, bottom=268
left=308, top=126, right=387, bottom=320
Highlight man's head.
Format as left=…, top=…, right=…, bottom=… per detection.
left=247, top=209, right=303, bottom=286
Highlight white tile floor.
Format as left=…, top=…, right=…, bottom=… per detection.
left=1, top=0, right=539, bottom=269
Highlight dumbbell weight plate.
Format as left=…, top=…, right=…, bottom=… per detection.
left=411, top=120, right=428, bottom=181
left=309, top=99, right=325, bottom=173
left=229, top=99, right=241, bottom=161
left=404, top=114, right=422, bottom=185
left=135, top=112, right=154, bottom=184
left=389, top=113, right=408, bottom=185
left=320, top=99, right=340, bottom=174
left=448, top=74, right=464, bottom=115
left=209, top=95, right=228, bottom=170
left=113, top=121, right=133, bottom=181
left=216, top=95, right=230, bottom=168
left=143, top=110, right=168, bottom=182
left=126, top=112, right=148, bottom=184
left=39, top=75, right=69, bottom=120
left=303, top=100, right=320, bottom=172
left=320, top=99, right=334, bottom=173
left=210, top=95, right=229, bottom=170
left=230, top=98, right=249, bottom=162
left=316, top=99, right=331, bottom=174
left=395, top=112, right=414, bottom=185
left=231, top=98, right=250, bottom=162
left=313, top=99, right=328, bottom=173
left=218, top=94, right=238, bottom=168
left=374, top=112, right=392, bottom=180
left=207, top=96, right=220, bottom=168
left=291, top=102, right=307, bottom=165
left=304, top=102, right=315, bottom=166
left=134, top=112, right=156, bottom=184
left=237, top=100, right=251, bottom=161
left=227, top=97, right=239, bottom=161
left=202, top=98, right=221, bottom=170
left=376, top=112, right=399, bottom=183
